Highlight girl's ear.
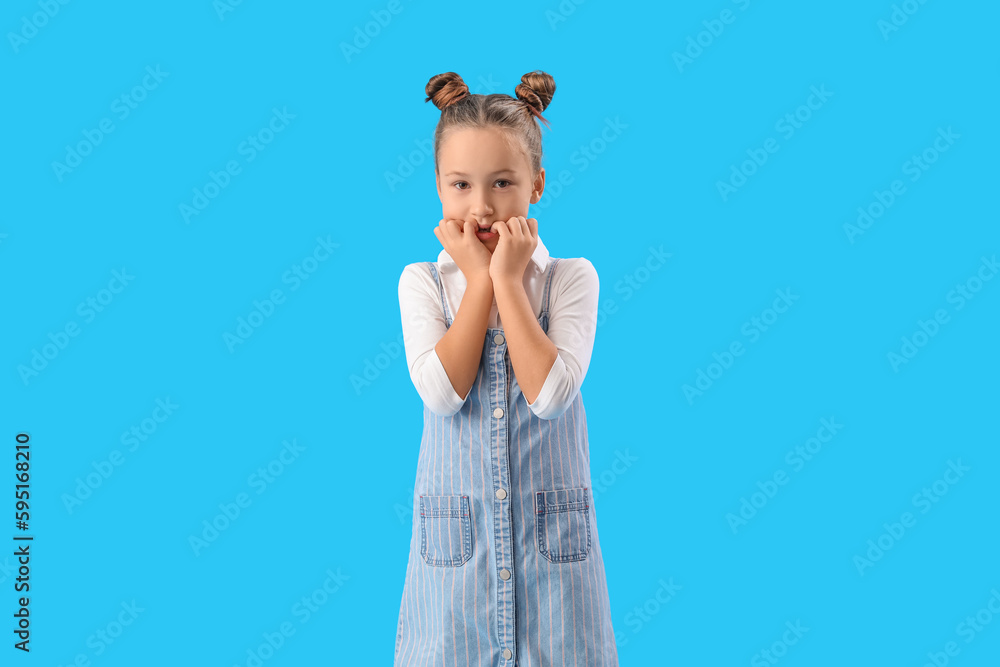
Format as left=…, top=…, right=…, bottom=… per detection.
left=529, top=167, right=545, bottom=204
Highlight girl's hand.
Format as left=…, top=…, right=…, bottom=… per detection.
left=489, top=216, right=538, bottom=284
left=433, top=218, right=493, bottom=284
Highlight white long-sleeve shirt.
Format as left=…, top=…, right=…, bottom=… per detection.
left=397, top=235, right=599, bottom=420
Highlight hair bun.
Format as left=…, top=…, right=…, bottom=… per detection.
left=514, top=70, right=556, bottom=116
left=425, top=72, right=470, bottom=110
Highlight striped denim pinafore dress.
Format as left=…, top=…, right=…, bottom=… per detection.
left=394, top=257, right=619, bottom=667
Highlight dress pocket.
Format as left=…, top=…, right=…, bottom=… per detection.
left=535, top=486, right=591, bottom=563
left=419, top=494, right=472, bottom=567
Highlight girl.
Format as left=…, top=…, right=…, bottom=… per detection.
left=395, top=70, right=619, bottom=666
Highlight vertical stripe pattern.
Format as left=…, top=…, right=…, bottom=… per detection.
left=394, top=258, right=618, bottom=666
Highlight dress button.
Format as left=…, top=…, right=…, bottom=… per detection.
left=493, top=407, right=504, bottom=418
left=495, top=488, right=507, bottom=500
left=503, top=648, right=513, bottom=660
left=494, top=333, right=505, bottom=345
left=499, top=568, right=510, bottom=580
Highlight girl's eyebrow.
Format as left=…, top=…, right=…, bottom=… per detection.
left=445, top=169, right=516, bottom=177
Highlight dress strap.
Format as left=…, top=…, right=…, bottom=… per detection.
left=425, top=262, right=453, bottom=326
left=540, top=257, right=561, bottom=318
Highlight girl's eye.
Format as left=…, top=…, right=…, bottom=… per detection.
left=453, top=180, right=512, bottom=190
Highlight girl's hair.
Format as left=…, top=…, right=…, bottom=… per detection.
left=424, top=71, right=556, bottom=176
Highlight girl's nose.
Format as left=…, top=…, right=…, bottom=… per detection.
left=470, top=198, right=493, bottom=217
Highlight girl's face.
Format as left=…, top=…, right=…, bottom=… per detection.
left=435, top=127, right=545, bottom=254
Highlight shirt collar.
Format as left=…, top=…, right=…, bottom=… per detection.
left=437, top=234, right=550, bottom=274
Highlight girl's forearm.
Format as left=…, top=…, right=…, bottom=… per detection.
left=493, top=276, right=557, bottom=404
left=434, top=274, right=493, bottom=400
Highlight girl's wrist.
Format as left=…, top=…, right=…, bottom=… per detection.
left=491, top=275, right=523, bottom=296
left=466, top=271, right=493, bottom=289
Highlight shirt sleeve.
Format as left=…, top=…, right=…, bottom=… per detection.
left=525, top=258, right=599, bottom=420
left=398, top=263, right=468, bottom=417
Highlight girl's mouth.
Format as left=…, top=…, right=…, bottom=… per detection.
left=475, top=226, right=496, bottom=240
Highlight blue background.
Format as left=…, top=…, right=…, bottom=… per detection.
left=2, top=0, right=998, bottom=664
